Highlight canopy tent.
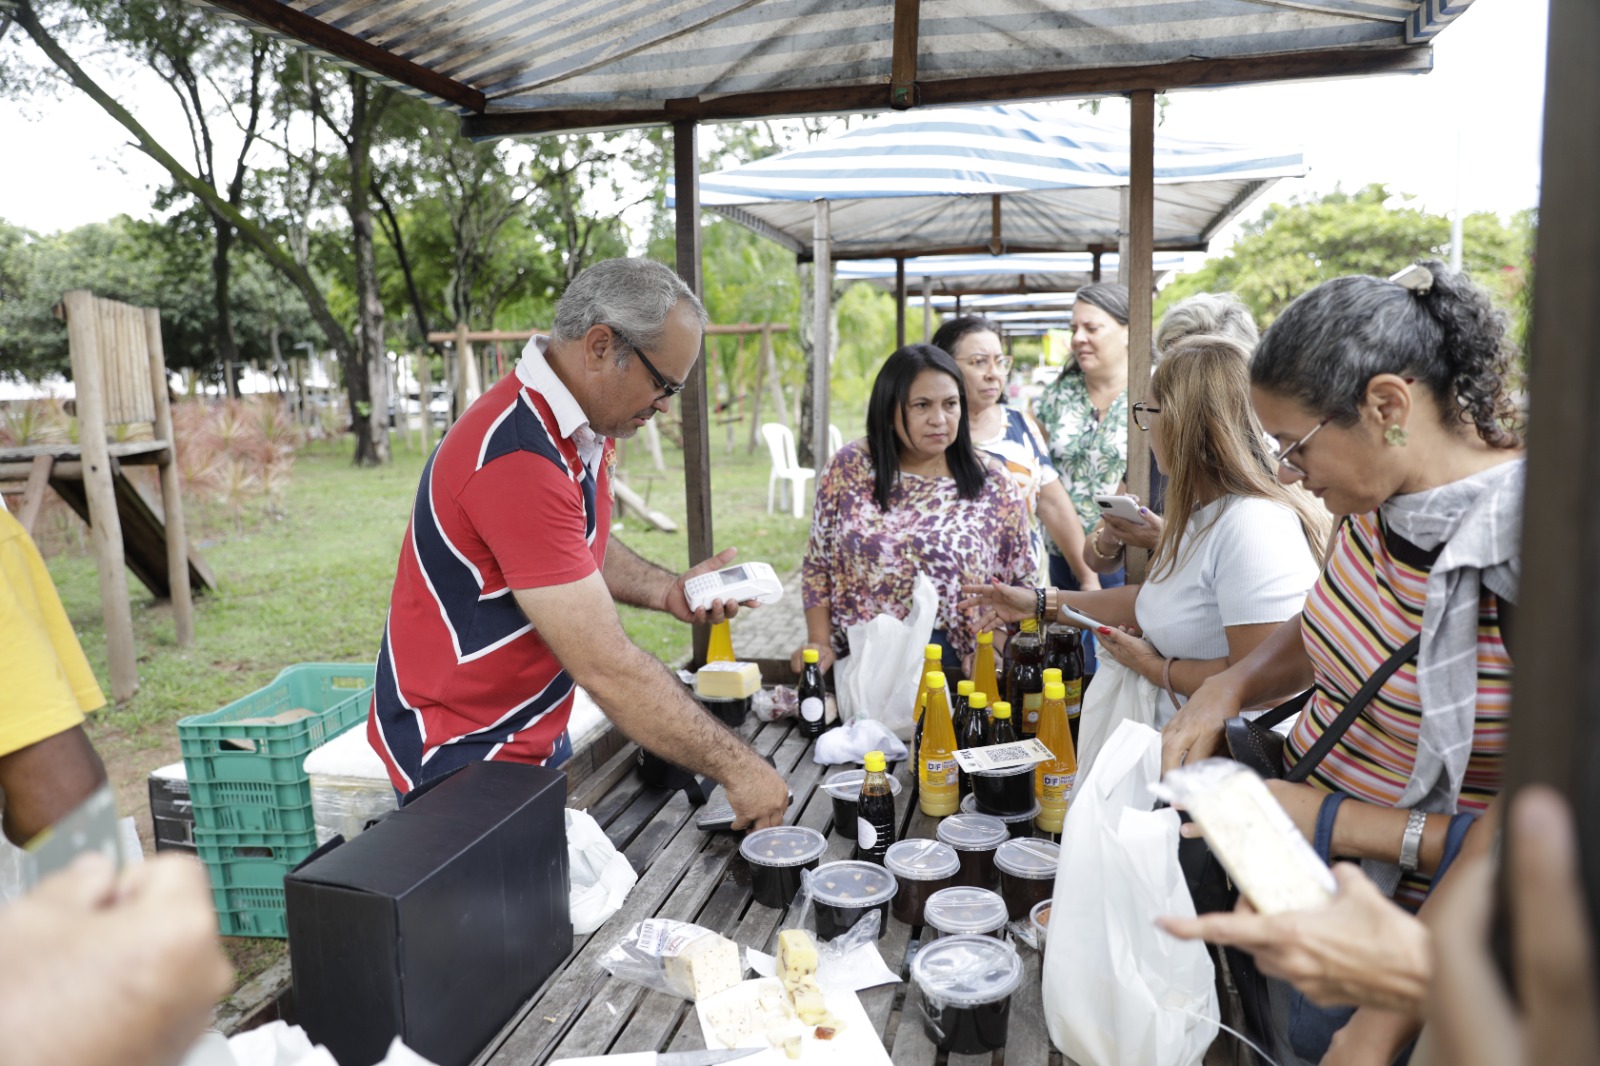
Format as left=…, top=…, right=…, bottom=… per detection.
left=835, top=252, right=1190, bottom=296
left=676, top=105, right=1305, bottom=260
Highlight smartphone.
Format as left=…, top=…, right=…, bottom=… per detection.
left=1094, top=494, right=1147, bottom=526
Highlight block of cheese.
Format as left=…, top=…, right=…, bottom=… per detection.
left=789, top=975, right=828, bottom=1025
left=776, top=929, right=819, bottom=993
left=664, top=931, right=745, bottom=1000
left=695, top=661, right=761, bottom=699
left=701, top=978, right=795, bottom=1048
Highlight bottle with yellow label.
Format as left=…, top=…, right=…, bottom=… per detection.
left=918, top=671, right=961, bottom=817
left=1034, top=679, right=1078, bottom=833
left=1006, top=619, right=1045, bottom=736
left=706, top=621, right=736, bottom=663
left=972, top=630, right=1002, bottom=708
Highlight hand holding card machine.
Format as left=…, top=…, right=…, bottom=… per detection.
left=685, top=561, right=783, bottom=613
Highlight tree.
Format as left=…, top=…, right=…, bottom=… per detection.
left=1156, top=184, right=1532, bottom=330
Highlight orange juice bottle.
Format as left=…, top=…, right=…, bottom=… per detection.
left=918, top=671, right=960, bottom=817
left=972, top=630, right=1002, bottom=708
left=706, top=621, right=736, bottom=662
left=912, top=644, right=943, bottom=723
left=1034, top=680, right=1078, bottom=833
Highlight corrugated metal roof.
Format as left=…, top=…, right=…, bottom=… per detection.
left=198, top=0, right=1475, bottom=133
left=675, top=105, right=1300, bottom=259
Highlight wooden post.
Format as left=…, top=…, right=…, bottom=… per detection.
left=1117, top=187, right=1132, bottom=287
left=895, top=257, right=907, bottom=348
left=747, top=329, right=765, bottom=455
left=416, top=349, right=434, bottom=455
left=811, top=199, right=832, bottom=488
left=65, top=291, right=137, bottom=701
left=1123, top=91, right=1156, bottom=584
left=921, top=275, right=933, bottom=342
left=675, top=118, right=714, bottom=666
left=143, top=306, right=193, bottom=647
left=17, top=455, right=54, bottom=536
left=1499, top=0, right=1600, bottom=965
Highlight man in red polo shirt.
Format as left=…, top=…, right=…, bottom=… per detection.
left=370, top=258, right=788, bottom=830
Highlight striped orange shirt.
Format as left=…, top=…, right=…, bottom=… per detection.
left=1286, top=512, right=1510, bottom=909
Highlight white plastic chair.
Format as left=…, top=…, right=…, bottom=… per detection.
left=761, top=422, right=815, bottom=518
left=828, top=423, right=843, bottom=459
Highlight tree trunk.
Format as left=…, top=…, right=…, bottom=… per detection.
left=345, top=74, right=389, bottom=466
left=797, top=261, right=817, bottom=468
left=212, top=214, right=241, bottom=398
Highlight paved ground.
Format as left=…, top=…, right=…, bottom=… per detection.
left=727, top=567, right=807, bottom=661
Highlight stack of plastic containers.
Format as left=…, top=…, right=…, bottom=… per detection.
left=178, top=663, right=375, bottom=937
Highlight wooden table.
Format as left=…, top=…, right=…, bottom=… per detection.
left=472, top=712, right=1064, bottom=1066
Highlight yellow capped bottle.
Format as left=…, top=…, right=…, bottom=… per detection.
left=912, top=644, right=943, bottom=723
left=918, top=671, right=960, bottom=817
left=1035, top=680, right=1078, bottom=833
left=972, top=630, right=1002, bottom=708
left=706, top=621, right=736, bottom=663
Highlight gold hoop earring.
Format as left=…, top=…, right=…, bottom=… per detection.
left=1384, top=424, right=1408, bottom=448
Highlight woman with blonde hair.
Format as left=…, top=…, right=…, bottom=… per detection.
left=961, top=333, right=1329, bottom=723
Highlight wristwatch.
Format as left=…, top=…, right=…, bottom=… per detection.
left=1398, top=809, right=1428, bottom=873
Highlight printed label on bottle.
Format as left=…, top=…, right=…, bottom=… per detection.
left=857, top=817, right=878, bottom=851
left=922, top=757, right=958, bottom=787
left=1042, top=771, right=1076, bottom=797
left=1064, top=680, right=1083, bottom=705
left=800, top=697, right=824, bottom=722
left=1022, top=693, right=1043, bottom=724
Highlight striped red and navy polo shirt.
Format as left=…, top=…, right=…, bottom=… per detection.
left=369, top=341, right=613, bottom=793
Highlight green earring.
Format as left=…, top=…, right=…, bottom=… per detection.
left=1384, top=423, right=1409, bottom=448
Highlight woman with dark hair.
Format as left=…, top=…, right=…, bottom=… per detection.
left=1032, top=283, right=1135, bottom=669
left=793, top=344, right=1034, bottom=675
left=933, top=316, right=1095, bottom=582
left=1160, top=261, right=1524, bottom=1065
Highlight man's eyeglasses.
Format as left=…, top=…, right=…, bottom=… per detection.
left=959, top=353, right=1013, bottom=373
left=1269, top=417, right=1331, bottom=479
left=1131, top=401, right=1160, bottom=431
left=607, top=325, right=685, bottom=400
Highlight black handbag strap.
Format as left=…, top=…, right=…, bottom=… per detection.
left=1279, top=633, right=1421, bottom=783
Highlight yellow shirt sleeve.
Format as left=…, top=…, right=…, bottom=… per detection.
left=0, top=509, right=105, bottom=757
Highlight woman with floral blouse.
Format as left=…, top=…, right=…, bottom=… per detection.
left=793, top=344, right=1035, bottom=677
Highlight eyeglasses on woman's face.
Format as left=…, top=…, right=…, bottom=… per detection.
left=607, top=325, right=686, bottom=400
left=958, top=353, right=1012, bottom=373
left=1131, top=401, right=1160, bottom=431
left=1268, top=416, right=1332, bottom=480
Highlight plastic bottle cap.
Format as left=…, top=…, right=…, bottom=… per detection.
left=991, top=703, right=1011, bottom=719
left=864, top=750, right=887, bottom=772
left=1044, top=681, right=1066, bottom=700
left=926, top=644, right=943, bottom=659
left=1043, top=668, right=1062, bottom=684
left=803, top=649, right=819, bottom=664
left=1020, top=619, right=1039, bottom=632
left=926, top=671, right=947, bottom=688
left=968, top=692, right=988, bottom=709
left=956, top=680, right=975, bottom=696
left=978, top=630, right=994, bottom=645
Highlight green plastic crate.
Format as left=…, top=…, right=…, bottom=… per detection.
left=179, top=663, right=375, bottom=787
left=212, top=886, right=288, bottom=939
left=189, top=778, right=317, bottom=834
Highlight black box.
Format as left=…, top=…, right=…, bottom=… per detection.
left=285, top=761, right=571, bottom=1066
left=148, top=765, right=195, bottom=853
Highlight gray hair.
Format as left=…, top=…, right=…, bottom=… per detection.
left=551, top=258, right=707, bottom=353
left=1157, top=292, right=1258, bottom=359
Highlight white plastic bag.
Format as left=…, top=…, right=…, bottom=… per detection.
left=1072, top=656, right=1161, bottom=793
left=1043, top=721, right=1218, bottom=1066
left=835, top=573, right=937, bottom=740
left=567, top=808, right=637, bottom=935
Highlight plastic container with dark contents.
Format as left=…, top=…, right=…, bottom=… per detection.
left=739, top=826, right=826, bottom=908
left=994, top=838, right=1060, bottom=920
left=822, top=769, right=903, bottom=839
left=969, top=761, right=1034, bottom=815
left=922, top=886, right=1009, bottom=940
left=911, top=934, right=1025, bottom=1054
left=884, top=839, right=959, bottom=926
left=1030, top=899, right=1051, bottom=951
left=808, top=860, right=898, bottom=941
left=960, top=792, right=1039, bottom=839
left=935, top=813, right=1009, bottom=890
left=696, top=694, right=751, bottom=727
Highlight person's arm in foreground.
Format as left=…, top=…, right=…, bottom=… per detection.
left=0, top=852, right=233, bottom=1066
left=1159, top=612, right=1314, bottom=774
left=602, top=539, right=751, bottom=623
left=1036, top=481, right=1101, bottom=590
left=1095, top=620, right=1283, bottom=698
left=0, top=725, right=107, bottom=845
left=515, top=576, right=788, bottom=830
left=958, top=580, right=1142, bottom=632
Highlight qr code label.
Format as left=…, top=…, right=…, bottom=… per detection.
left=954, top=738, right=1053, bottom=772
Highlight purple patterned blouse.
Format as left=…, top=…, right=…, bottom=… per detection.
left=801, top=440, right=1035, bottom=663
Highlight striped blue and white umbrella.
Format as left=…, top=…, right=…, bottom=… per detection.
left=671, top=104, right=1304, bottom=261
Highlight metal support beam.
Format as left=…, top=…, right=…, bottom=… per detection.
left=811, top=200, right=832, bottom=488
left=674, top=119, right=713, bottom=666
left=1500, top=0, right=1600, bottom=973
left=922, top=275, right=933, bottom=342
left=989, top=194, right=1004, bottom=255
left=895, top=257, right=907, bottom=348
left=1123, top=91, right=1155, bottom=583
left=890, top=0, right=921, bottom=109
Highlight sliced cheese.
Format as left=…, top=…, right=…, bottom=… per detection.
left=776, top=929, right=819, bottom=993
left=790, top=975, right=829, bottom=1025
left=695, top=661, right=761, bottom=699
left=663, top=931, right=745, bottom=1001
